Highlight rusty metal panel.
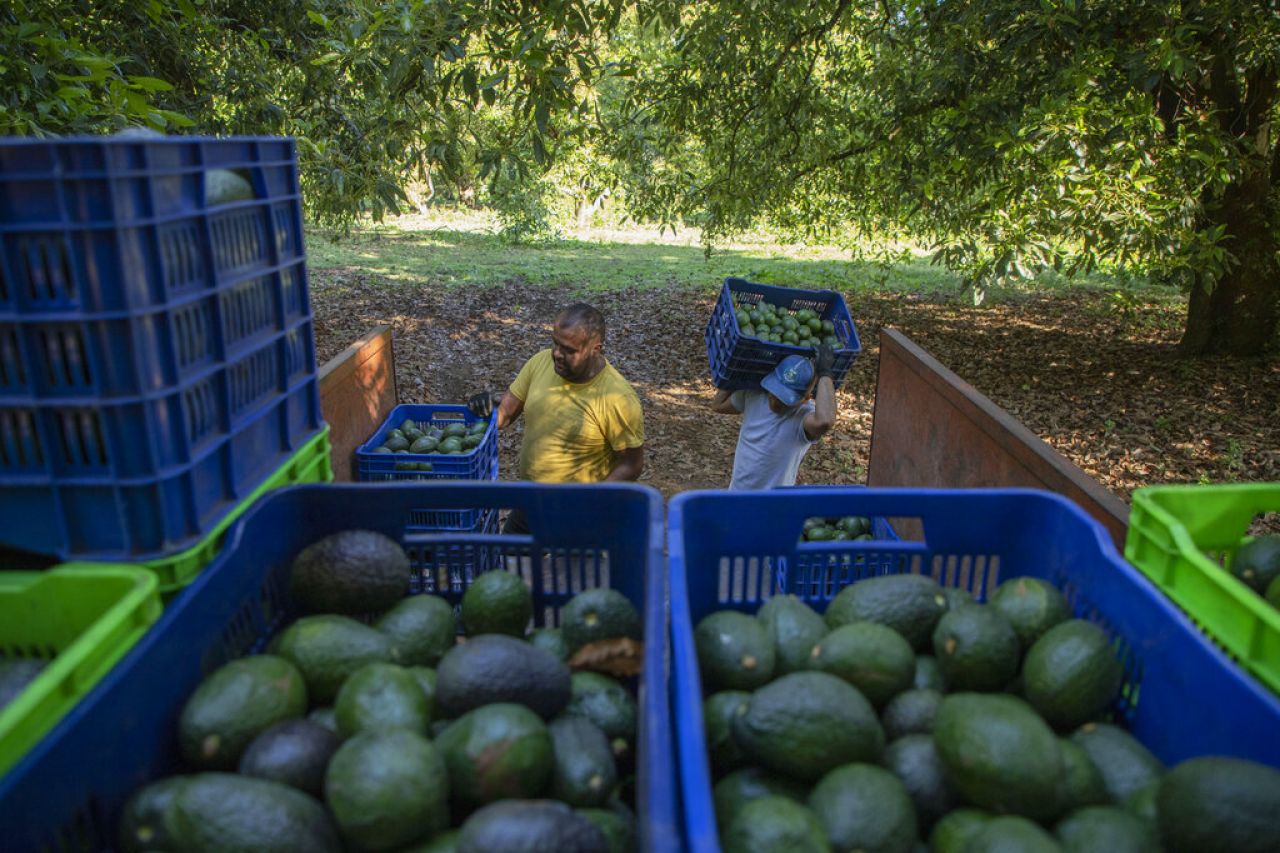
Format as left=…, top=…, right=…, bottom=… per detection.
left=868, top=328, right=1129, bottom=549
left=319, top=325, right=398, bottom=481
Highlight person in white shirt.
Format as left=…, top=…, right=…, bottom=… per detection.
left=710, top=345, right=837, bottom=489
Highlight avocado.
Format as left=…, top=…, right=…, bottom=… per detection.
left=375, top=594, right=456, bottom=666
left=0, top=658, right=46, bottom=712
left=880, top=688, right=943, bottom=740
left=694, top=610, right=776, bottom=691
left=989, top=576, right=1071, bottom=648
left=436, top=634, right=571, bottom=719
left=560, top=588, right=642, bottom=653
left=1266, top=573, right=1280, bottom=607
left=165, top=772, right=340, bottom=852
left=912, top=655, right=946, bottom=691
left=1124, top=781, right=1160, bottom=825
left=289, top=529, right=410, bottom=615
left=436, top=702, right=553, bottom=807
left=576, top=807, right=636, bottom=853
left=528, top=627, right=571, bottom=662
left=456, top=799, right=609, bottom=853
left=177, top=655, right=307, bottom=769
left=722, top=795, right=830, bottom=853
left=934, top=693, right=1064, bottom=822
left=733, top=671, right=885, bottom=783
left=237, top=719, right=340, bottom=796
left=1156, top=756, right=1280, bottom=853
left=1055, top=805, right=1159, bottom=852
left=461, top=570, right=533, bottom=637
left=882, top=733, right=956, bottom=831
left=1022, top=619, right=1123, bottom=730
left=443, top=422, right=469, bottom=438
left=713, top=767, right=809, bottom=829
left=1069, top=722, right=1164, bottom=803
left=548, top=715, right=617, bottom=807
left=928, top=808, right=992, bottom=853
left=335, top=662, right=430, bottom=737
left=757, top=594, right=828, bottom=675
left=564, top=671, right=637, bottom=762
left=809, top=620, right=915, bottom=708
left=808, top=763, right=918, bottom=853
left=703, top=690, right=752, bottom=774
left=408, top=666, right=437, bottom=720
left=1230, top=534, right=1280, bottom=593
left=1055, top=738, right=1108, bottom=813
left=941, top=586, right=975, bottom=611
left=308, top=706, right=339, bottom=733
left=397, top=829, right=460, bottom=852
left=273, top=614, right=399, bottom=703
left=963, top=815, right=1060, bottom=853
left=824, top=574, right=948, bottom=651
left=118, top=776, right=186, bottom=852
left=931, top=604, right=1020, bottom=692
left=325, top=728, right=450, bottom=850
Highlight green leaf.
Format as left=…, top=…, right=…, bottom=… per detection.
left=128, top=75, right=173, bottom=93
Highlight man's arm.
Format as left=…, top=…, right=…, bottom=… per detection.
left=604, top=445, right=644, bottom=481
left=802, top=344, right=838, bottom=441
left=495, top=391, right=523, bottom=429
left=802, top=376, right=836, bottom=440
left=711, top=388, right=742, bottom=415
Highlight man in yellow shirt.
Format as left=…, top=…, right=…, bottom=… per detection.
left=469, top=303, right=645, bottom=532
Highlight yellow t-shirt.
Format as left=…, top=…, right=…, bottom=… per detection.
left=509, top=350, right=645, bottom=483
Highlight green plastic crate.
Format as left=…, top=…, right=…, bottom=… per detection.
left=0, top=565, right=162, bottom=778
left=1126, top=483, right=1280, bottom=695
left=142, top=427, right=334, bottom=595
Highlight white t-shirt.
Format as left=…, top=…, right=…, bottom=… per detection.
left=728, top=390, right=816, bottom=490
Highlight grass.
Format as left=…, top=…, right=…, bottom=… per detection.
left=305, top=207, right=962, bottom=293
left=305, top=206, right=1179, bottom=305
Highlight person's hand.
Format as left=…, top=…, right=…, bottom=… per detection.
left=813, top=343, right=837, bottom=379
left=468, top=391, right=498, bottom=419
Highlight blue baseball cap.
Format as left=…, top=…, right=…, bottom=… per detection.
left=761, top=355, right=814, bottom=406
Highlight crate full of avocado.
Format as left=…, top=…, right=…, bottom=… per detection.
left=0, top=482, right=677, bottom=853
left=669, top=488, right=1280, bottom=853
left=704, top=277, right=861, bottom=391
left=1126, top=483, right=1280, bottom=695
left=356, top=404, right=500, bottom=532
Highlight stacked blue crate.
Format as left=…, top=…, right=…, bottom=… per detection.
left=0, top=136, right=323, bottom=560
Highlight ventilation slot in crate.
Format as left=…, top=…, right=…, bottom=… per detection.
left=157, top=221, right=204, bottom=293
left=220, top=274, right=275, bottom=348
left=0, top=410, right=43, bottom=468
left=210, top=210, right=266, bottom=274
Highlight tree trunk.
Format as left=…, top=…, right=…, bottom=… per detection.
left=1179, top=165, right=1280, bottom=356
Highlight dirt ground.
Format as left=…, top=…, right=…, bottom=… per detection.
left=310, top=269, right=1280, bottom=504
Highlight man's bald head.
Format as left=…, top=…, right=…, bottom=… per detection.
left=556, top=303, right=606, bottom=343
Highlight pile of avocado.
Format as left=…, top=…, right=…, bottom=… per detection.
left=118, top=529, right=644, bottom=853
left=800, top=515, right=874, bottom=542
left=1228, top=533, right=1280, bottom=611
left=695, top=572, right=1280, bottom=853
left=732, top=297, right=842, bottom=349
left=372, top=417, right=490, bottom=473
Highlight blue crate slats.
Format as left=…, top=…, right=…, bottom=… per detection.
left=0, top=482, right=679, bottom=853
left=667, top=487, right=1280, bottom=853
left=705, top=277, right=862, bottom=391
left=0, top=136, right=323, bottom=561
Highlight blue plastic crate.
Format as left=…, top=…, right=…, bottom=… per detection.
left=668, top=487, right=1280, bottom=853
left=0, top=136, right=322, bottom=561
left=705, top=277, right=861, bottom=391
left=0, top=320, right=321, bottom=559
left=357, top=404, right=500, bottom=531
left=0, top=136, right=303, bottom=318
left=0, top=482, right=679, bottom=853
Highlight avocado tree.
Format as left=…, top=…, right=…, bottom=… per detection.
left=1, top=0, right=631, bottom=228
left=624, top=0, right=1280, bottom=355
